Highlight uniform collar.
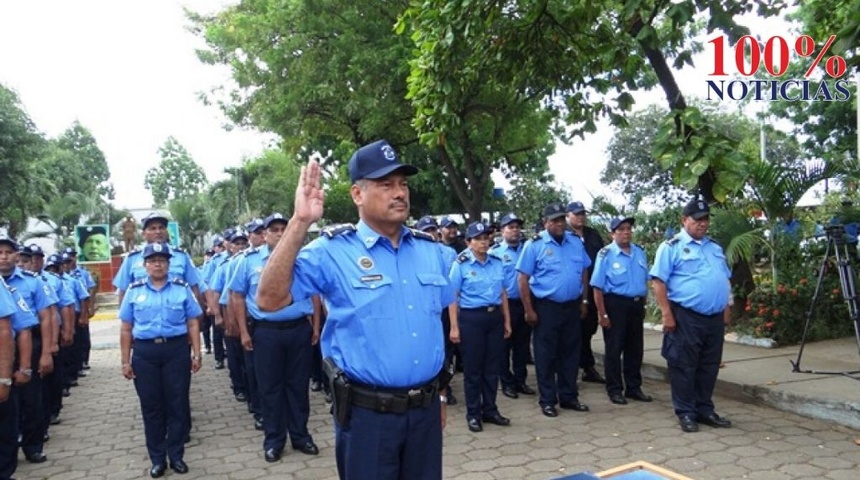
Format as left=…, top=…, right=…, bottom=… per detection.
left=7, top=266, right=25, bottom=280
left=539, top=230, right=571, bottom=246
left=610, top=241, right=635, bottom=256
left=356, top=220, right=411, bottom=250
left=677, top=229, right=707, bottom=246
left=259, top=244, right=271, bottom=260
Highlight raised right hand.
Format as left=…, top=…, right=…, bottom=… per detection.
left=293, top=160, right=326, bottom=225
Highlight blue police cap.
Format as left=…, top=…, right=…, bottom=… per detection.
left=141, top=212, right=170, bottom=228
left=211, top=235, right=224, bottom=247
left=61, top=253, right=73, bottom=263
left=542, top=203, right=566, bottom=220
left=62, top=247, right=77, bottom=256
left=229, top=229, right=248, bottom=242
left=45, top=254, right=62, bottom=268
left=439, top=216, right=458, bottom=228
left=26, top=244, right=45, bottom=257
left=0, top=234, right=18, bottom=250
left=263, top=213, right=288, bottom=229
left=566, top=201, right=586, bottom=214
left=204, top=248, right=215, bottom=256
left=142, top=242, right=172, bottom=259
left=347, top=140, right=419, bottom=183
left=221, top=228, right=236, bottom=241
left=499, top=212, right=523, bottom=227
left=465, top=221, right=490, bottom=240
left=245, top=218, right=265, bottom=233
left=682, top=198, right=710, bottom=220
left=609, top=217, right=636, bottom=232
left=414, top=215, right=438, bottom=231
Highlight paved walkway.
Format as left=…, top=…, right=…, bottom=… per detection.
left=15, top=319, right=859, bottom=479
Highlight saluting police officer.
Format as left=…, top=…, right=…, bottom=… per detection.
left=591, top=217, right=652, bottom=405
left=516, top=203, right=591, bottom=417
left=449, top=221, right=512, bottom=433
left=0, top=236, right=55, bottom=464
left=257, top=140, right=455, bottom=480
left=231, top=213, right=322, bottom=461
left=492, top=212, right=536, bottom=399
left=119, top=242, right=203, bottom=477
left=650, top=199, right=733, bottom=433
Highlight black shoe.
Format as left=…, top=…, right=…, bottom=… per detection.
left=150, top=463, right=167, bottom=478
left=446, top=392, right=457, bottom=406
left=77, top=370, right=88, bottom=377
left=25, top=452, right=47, bottom=463
left=679, top=415, right=699, bottom=433
left=625, top=390, right=653, bottom=402
left=50, top=414, right=61, bottom=425
left=482, top=413, right=511, bottom=426
left=324, top=392, right=333, bottom=404
left=501, top=386, right=518, bottom=399
left=235, top=392, right=247, bottom=402
left=559, top=400, right=590, bottom=412
left=204, top=348, right=212, bottom=354
left=516, top=384, right=536, bottom=395
left=69, top=380, right=79, bottom=387
left=214, top=361, right=225, bottom=370
left=467, top=418, right=483, bottom=432
left=62, top=388, right=70, bottom=397
left=264, top=448, right=282, bottom=463
left=82, top=363, right=90, bottom=370
left=698, top=413, right=732, bottom=428
left=310, top=381, right=322, bottom=392
left=581, top=367, right=605, bottom=384
left=609, top=394, right=628, bottom=405
left=541, top=405, right=558, bottom=417
left=526, top=356, right=534, bottom=365
left=292, top=441, right=319, bottom=455
left=254, top=418, right=264, bottom=431
left=43, top=433, right=50, bottom=442
left=170, top=460, right=189, bottom=474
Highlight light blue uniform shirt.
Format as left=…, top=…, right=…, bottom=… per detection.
left=229, top=245, right=313, bottom=321
left=515, top=231, right=591, bottom=303
left=1, top=278, right=38, bottom=336
left=290, top=221, right=455, bottom=388
left=119, top=278, right=204, bottom=340
left=216, top=254, right=244, bottom=306
left=202, top=251, right=227, bottom=285
left=62, top=274, right=90, bottom=313
left=590, top=242, right=649, bottom=298
left=489, top=241, right=523, bottom=300
left=649, top=230, right=731, bottom=316
left=112, top=245, right=201, bottom=291
left=449, top=250, right=505, bottom=309
left=73, top=265, right=97, bottom=290
left=4, top=267, right=55, bottom=315
left=42, top=271, right=73, bottom=309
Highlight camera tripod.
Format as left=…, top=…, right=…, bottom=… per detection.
left=790, top=225, right=860, bottom=380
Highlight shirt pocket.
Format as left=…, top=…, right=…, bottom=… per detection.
left=349, top=275, right=394, bottom=316
left=607, top=263, right=628, bottom=288
left=416, top=273, right=446, bottom=313
left=678, top=252, right=702, bottom=274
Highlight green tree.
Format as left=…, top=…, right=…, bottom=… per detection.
left=144, top=136, right=208, bottom=206
left=503, top=173, right=571, bottom=229
left=0, top=83, right=52, bottom=236
left=190, top=0, right=555, bottom=220
left=168, top=194, right=211, bottom=255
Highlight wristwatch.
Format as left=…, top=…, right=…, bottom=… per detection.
left=0, top=378, right=11, bottom=386
left=18, top=368, right=32, bottom=378
left=582, top=299, right=589, bottom=305
left=601, top=314, right=609, bottom=319
left=439, top=395, right=447, bottom=403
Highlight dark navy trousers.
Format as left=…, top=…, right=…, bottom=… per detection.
left=662, top=303, right=725, bottom=418
left=132, top=337, right=191, bottom=465
left=601, top=294, right=645, bottom=396
left=500, top=299, right=531, bottom=390
left=533, top=297, right=582, bottom=407
left=253, top=320, right=313, bottom=451
left=225, top=336, right=247, bottom=396
left=0, top=388, right=18, bottom=480
left=19, top=334, right=45, bottom=457
left=458, top=308, right=504, bottom=421
left=212, top=324, right=226, bottom=362
left=334, top=396, right=442, bottom=480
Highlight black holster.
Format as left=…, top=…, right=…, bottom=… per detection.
left=323, top=357, right=353, bottom=428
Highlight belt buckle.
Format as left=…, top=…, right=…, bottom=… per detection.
left=633, top=297, right=641, bottom=302
left=487, top=306, right=496, bottom=312
left=154, top=337, right=166, bottom=344
left=407, top=388, right=421, bottom=398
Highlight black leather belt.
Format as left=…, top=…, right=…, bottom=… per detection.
left=606, top=293, right=646, bottom=303
left=462, top=305, right=501, bottom=313
left=350, top=381, right=438, bottom=414
left=252, top=319, right=307, bottom=330
left=135, top=334, right=186, bottom=345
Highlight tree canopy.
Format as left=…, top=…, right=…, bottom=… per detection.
left=144, top=136, right=208, bottom=206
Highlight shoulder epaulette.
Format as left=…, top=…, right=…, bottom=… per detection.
left=172, top=246, right=186, bottom=253
left=409, top=229, right=435, bottom=242
left=456, top=252, right=470, bottom=264
left=5, top=284, right=17, bottom=294
left=244, top=246, right=260, bottom=256
left=665, top=236, right=681, bottom=246
left=21, top=270, right=38, bottom=277
left=633, top=243, right=645, bottom=251
left=170, top=278, right=189, bottom=287
left=322, top=223, right=356, bottom=239
left=128, top=246, right=143, bottom=255
left=531, top=233, right=542, bottom=241
left=129, top=279, right=146, bottom=289
left=597, top=246, right=610, bottom=258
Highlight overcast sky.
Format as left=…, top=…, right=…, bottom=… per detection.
left=0, top=1, right=795, bottom=212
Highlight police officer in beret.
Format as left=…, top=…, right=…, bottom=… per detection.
left=650, top=198, right=732, bottom=433
left=492, top=212, right=536, bottom=399
left=516, top=203, right=591, bottom=418
left=566, top=201, right=607, bottom=384
left=257, top=140, right=455, bottom=480
left=119, top=242, right=203, bottom=477
left=591, top=217, right=652, bottom=405
left=449, top=221, right=512, bottom=433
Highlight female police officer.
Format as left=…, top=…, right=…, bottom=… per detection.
left=448, top=221, right=512, bottom=432
left=119, top=243, right=203, bottom=477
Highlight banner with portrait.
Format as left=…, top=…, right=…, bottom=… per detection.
left=75, top=224, right=111, bottom=263
left=167, top=221, right=181, bottom=248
